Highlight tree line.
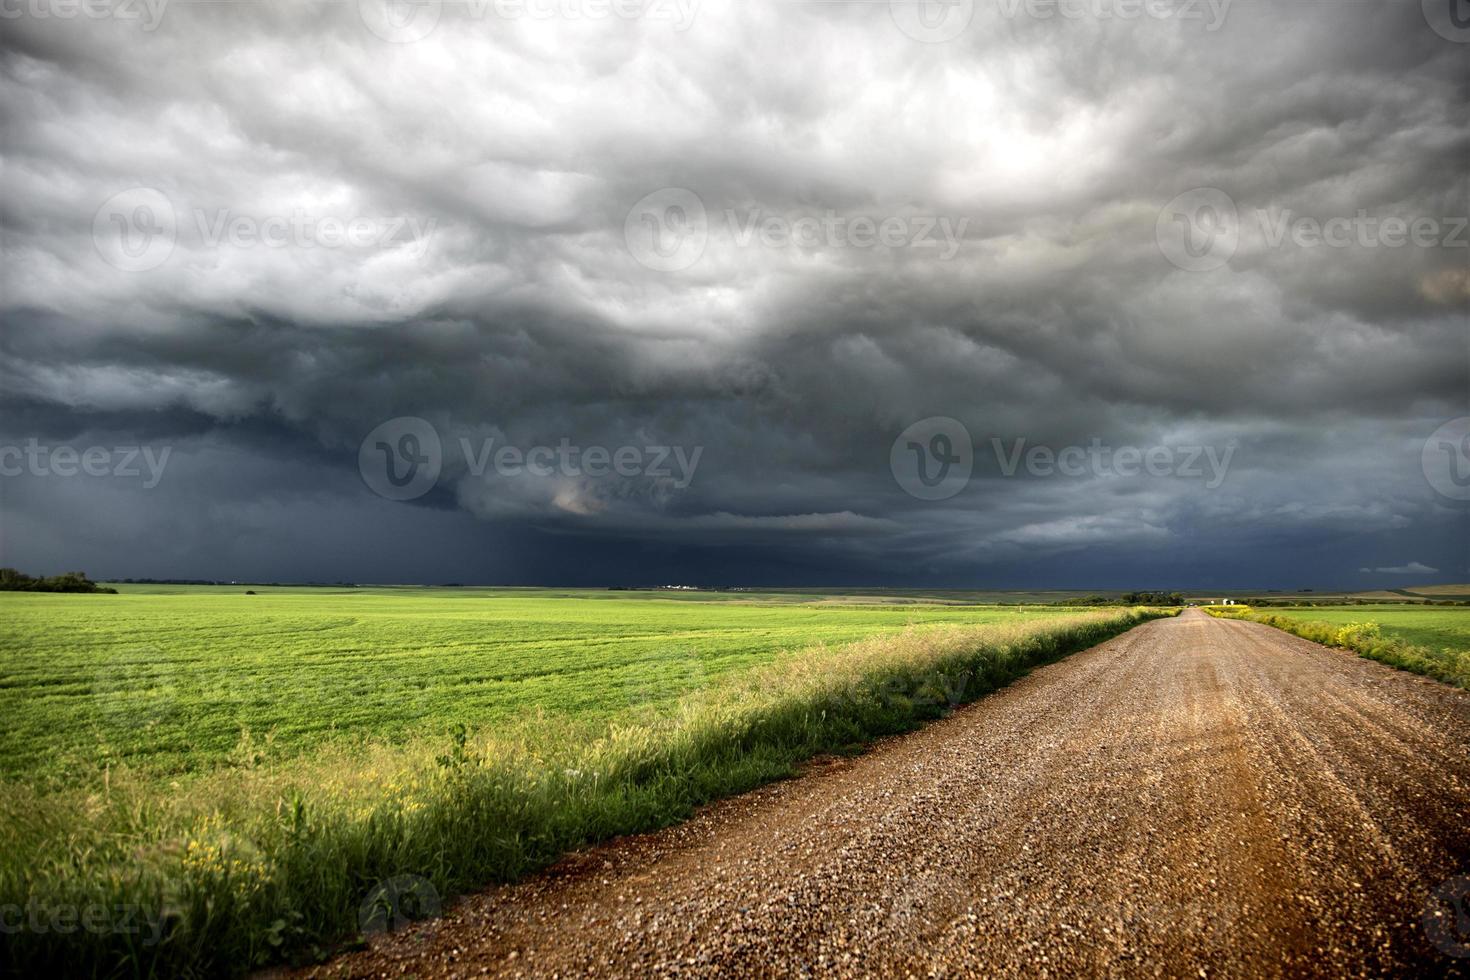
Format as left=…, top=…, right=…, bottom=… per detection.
left=0, top=568, right=116, bottom=593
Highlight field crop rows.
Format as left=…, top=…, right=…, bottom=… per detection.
left=0, top=587, right=1046, bottom=782
left=0, top=589, right=1164, bottom=977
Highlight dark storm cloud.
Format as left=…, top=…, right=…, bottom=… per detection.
left=0, top=0, right=1466, bottom=586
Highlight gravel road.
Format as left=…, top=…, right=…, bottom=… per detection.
left=302, top=610, right=1470, bottom=978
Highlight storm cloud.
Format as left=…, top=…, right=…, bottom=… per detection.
left=1, top=0, right=1466, bottom=587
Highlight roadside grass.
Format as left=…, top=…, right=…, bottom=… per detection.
left=1203, top=606, right=1470, bottom=688
left=0, top=607, right=1165, bottom=979
left=1261, top=604, right=1470, bottom=652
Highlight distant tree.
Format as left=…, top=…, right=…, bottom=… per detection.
left=0, top=568, right=116, bottom=594
left=1118, top=591, right=1184, bottom=606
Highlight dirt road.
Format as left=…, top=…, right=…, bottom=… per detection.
left=306, top=611, right=1470, bottom=978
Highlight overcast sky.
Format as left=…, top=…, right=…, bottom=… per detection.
left=1, top=0, right=1466, bottom=588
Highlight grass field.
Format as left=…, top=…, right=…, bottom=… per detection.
left=1264, top=605, right=1470, bottom=652
left=0, top=586, right=1063, bottom=782
left=1204, top=604, right=1470, bottom=688
left=0, top=588, right=1165, bottom=978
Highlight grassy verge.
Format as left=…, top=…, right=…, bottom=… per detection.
left=0, top=607, right=1165, bottom=978
left=1203, top=606, right=1470, bottom=688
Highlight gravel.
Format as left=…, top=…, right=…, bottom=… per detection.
left=295, top=610, right=1470, bottom=979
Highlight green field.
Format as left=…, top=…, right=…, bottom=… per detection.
left=1264, top=605, right=1470, bottom=652
left=0, top=588, right=1166, bottom=977
left=1204, top=603, right=1470, bottom=689
left=0, top=586, right=1064, bottom=782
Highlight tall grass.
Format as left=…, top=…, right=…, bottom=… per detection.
left=1203, top=606, right=1470, bottom=688
left=0, top=608, right=1163, bottom=978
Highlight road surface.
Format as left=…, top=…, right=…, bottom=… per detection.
left=303, top=610, right=1470, bottom=978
